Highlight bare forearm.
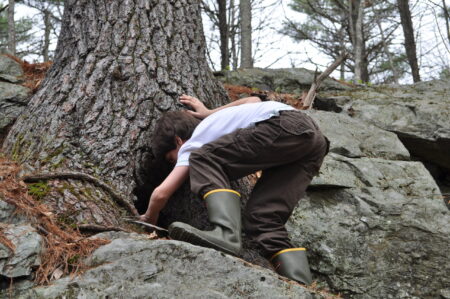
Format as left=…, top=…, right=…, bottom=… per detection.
left=180, top=95, right=261, bottom=119
left=141, top=166, right=189, bottom=224
left=144, top=189, right=169, bottom=224
left=210, top=96, right=261, bottom=115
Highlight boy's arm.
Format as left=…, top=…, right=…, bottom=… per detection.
left=180, top=95, right=261, bottom=119
left=140, top=166, right=189, bottom=224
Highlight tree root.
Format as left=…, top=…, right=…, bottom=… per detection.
left=21, top=172, right=139, bottom=216
left=78, top=224, right=129, bottom=233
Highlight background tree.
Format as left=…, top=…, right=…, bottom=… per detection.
left=7, top=0, right=15, bottom=54
left=3, top=0, right=251, bottom=232
left=239, top=0, right=252, bottom=68
left=0, top=3, right=37, bottom=57
left=397, top=0, right=421, bottom=82
left=17, top=0, right=64, bottom=61
left=443, top=0, right=450, bottom=46
left=282, top=0, right=403, bottom=83
left=353, top=0, right=366, bottom=82
left=202, top=0, right=280, bottom=71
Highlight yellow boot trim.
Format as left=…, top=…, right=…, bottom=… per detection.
left=203, top=189, right=241, bottom=200
left=270, top=248, right=306, bottom=261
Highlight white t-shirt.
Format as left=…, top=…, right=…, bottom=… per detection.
left=175, top=101, right=295, bottom=167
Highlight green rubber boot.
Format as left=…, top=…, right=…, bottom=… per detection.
left=168, top=189, right=242, bottom=256
left=270, top=248, right=313, bottom=285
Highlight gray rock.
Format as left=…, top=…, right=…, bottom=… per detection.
left=307, top=110, right=410, bottom=161
left=0, top=224, right=42, bottom=278
left=290, top=153, right=449, bottom=298
left=320, top=79, right=450, bottom=171
left=219, top=68, right=349, bottom=94
left=24, top=236, right=322, bottom=299
left=0, top=199, right=27, bottom=224
left=0, top=82, right=30, bottom=136
left=0, top=55, right=24, bottom=83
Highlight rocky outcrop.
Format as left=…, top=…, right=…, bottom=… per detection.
left=0, top=55, right=24, bottom=83
left=0, top=55, right=30, bottom=143
left=319, top=80, right=450, bottom=182
left=218, top=68, right=349, bottom=94
left=291, top=110, right=449, bottom=298
left=21, top=232, right=324, bottom=299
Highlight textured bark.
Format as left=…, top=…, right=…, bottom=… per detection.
left=42, top=9, right=51, bottom=62
left=442, top=0, right=450, bottom=46
left=3, top=0, right=252, bottom=230
left=239, top=0, right=252, bottom=68
left=7, top=0, right=15, bottom=55
left=349, top=0, right=369, bottom=83
left=397, top=0, right=421, bottom=82
left=217, top=0, right=230, bottom=70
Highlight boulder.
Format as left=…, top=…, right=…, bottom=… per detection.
left=23, top=233, right=326, bottom=299
left=218, top=68, right=349, bottom=94
left=288, top=110, right=450, bottom=298
left=319, top=79, right=450, bottom=173
left=0, top=224, right=42, bottom=278
left=0, top=82, right=30, bottom=142
left=0, top=55, right=24, bottom=84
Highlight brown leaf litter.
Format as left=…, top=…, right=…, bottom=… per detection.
left=0, top=156, right=109, bottom=285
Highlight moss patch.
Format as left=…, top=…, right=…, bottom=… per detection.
left=27, top=181, right=51, bottom=200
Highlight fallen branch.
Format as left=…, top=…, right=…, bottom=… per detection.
left=302, top=52, right=349, bottom=109
left=21, top=172, right=139, bottom=216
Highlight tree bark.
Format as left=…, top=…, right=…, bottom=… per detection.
left=42, top=9, right=51, bottom=62
left=443, top=0, right=450, bottom=47
left=230, top=0, right=239, bottom=70
left=397, top=0, right=421, bottom=82
left=7, top=0, right=15, bottom=55
left=353, top=0, right=365, bottom=83
left=239, top=0, right=252, bottom=68
left=217, top=0, right=230, bottom=70
left=3, top=0, right=251, bottom=231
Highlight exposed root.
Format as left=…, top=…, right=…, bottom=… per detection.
left=21, top=172, right=139, bottom=216
left=0, top=156, right=110, bottom=285
left=77, top=224, right=129, bottom=233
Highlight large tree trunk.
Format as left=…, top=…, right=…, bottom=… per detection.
left=3, top=0, right=251, bottom=231
left=239, top=0, right=252, bottom=68
left=7, top=0, right=15, bottom=55
left=397, top=0, right=421, bottom=82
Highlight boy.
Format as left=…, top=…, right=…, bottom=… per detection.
left=140, top=95, right=329, bottom=285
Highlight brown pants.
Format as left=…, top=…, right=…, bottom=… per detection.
left=189, top=110, right=329, bottom=257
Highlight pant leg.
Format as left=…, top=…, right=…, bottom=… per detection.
left=243, top=161, right=313, bottom=258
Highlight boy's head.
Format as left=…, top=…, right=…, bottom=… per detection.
left=152, top=111, right=201, bottom=161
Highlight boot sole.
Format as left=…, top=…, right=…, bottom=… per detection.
left=169, top=226, right=239, bottom=256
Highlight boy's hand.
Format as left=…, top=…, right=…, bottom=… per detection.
left=139, top=214, right=152, bottom=224
left=179, top=95, right=211, bottom=119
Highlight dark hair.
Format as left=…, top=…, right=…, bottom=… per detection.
left=152, top=111, right=201, bottom=159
